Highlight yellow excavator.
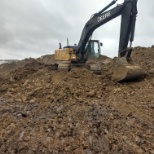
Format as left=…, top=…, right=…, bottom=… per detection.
left=54, top=0, right=144, bottom=82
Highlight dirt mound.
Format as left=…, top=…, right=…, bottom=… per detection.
left=0, top=58, right=43, bottom=79
left=0, top=47, right=154, bottom=153
left=37, top=54, right=56, bottom=65
left=132, top=46, right=154, bottom=74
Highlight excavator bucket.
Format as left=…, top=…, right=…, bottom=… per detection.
left=112, top=64, right=144, bottom=82
left=112, top=57, right=145, bottom=82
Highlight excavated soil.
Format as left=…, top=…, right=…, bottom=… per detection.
left=0, top=47, right=154, bottom=153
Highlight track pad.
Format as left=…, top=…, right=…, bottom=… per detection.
left=88, top=64, right=102, bottom=75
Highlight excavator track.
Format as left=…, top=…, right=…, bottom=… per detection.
left=57, top=62, right=102, bottom=75
left=88, top=64, right=102, bottom=75
left=58, top=63, right=71, bottom=71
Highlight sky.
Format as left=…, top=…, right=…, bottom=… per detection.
left=0, top=0, right=153, bottom=59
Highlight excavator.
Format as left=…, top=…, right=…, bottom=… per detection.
left=54, top=0, right=144, bottom=82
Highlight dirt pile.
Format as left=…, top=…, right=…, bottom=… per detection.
left=0, top=47, right=154, bottom=153
left=132, top=46, right=154, bottom=75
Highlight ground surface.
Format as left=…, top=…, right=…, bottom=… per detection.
left=0, top=47, right=154, bottom=153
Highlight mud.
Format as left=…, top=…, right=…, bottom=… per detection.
left=0, top=47, right=154, bottom=153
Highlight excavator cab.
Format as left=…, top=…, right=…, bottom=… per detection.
left=85, top=40, right=102, bottom=59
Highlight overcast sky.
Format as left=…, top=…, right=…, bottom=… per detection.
left=0, top=0, right=153, bottom=59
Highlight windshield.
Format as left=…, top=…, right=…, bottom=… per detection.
left=84, top=41, right=100, bottom=58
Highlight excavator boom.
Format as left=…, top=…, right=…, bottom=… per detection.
left=76, top=0, right=137, bottom=60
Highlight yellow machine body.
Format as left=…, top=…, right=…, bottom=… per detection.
left=54, top=48, right=77, bottom=61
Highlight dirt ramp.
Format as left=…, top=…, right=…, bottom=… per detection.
left=0, top=47, right=154, bottom=153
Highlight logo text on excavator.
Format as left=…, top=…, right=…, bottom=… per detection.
left=97, top=11, right=111, bottom=22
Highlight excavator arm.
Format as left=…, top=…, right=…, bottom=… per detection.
left=76, top=0, right=138, bottom=62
